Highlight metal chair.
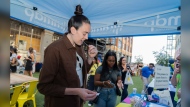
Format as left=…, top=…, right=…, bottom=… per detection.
left=17, top=80, right=38, bottom=107
left=10, top=85, right=23, bottom=107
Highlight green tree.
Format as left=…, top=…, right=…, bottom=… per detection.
left=134, top=55, right=143, bottom=63
left=152, top=47, right=170, bottom=66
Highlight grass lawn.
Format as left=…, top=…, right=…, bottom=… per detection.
left=33, top=72, right=143, bottom=107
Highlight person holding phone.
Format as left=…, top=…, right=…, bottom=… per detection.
left=118, top=57, right=132, bottom=102
left=94, top=50, right=123, bottom=107
left=171, top=55, right=181, bottom=107
left=37, top=5, right=98, bottom=107
left=24, top=47, right=34, bottom=77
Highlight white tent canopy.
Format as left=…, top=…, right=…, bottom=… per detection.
left=10, top=0, right=180, bottom=38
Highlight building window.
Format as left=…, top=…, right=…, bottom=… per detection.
left=123, top=43, right=125, bottom=50
left=126, top=45, right=128, bottom=52
left=10, top=19, right=42, bottom=52
left=130, top=38, right=133, bottom=45
left=128, top=37, right=130, bottom=43
left=124, top=43, right=126, bottom=50
left=128, top=47, right=130, bottom=53
left=111, top=38, right=116, bottom=45
left=53, top=33, right=62, bottom=42
left=118, top=40, right=122, bottom=49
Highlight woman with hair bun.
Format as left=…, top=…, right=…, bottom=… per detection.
left=37, top=5, right=98, bottom=107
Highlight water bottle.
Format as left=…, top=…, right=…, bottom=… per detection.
left=141, top=90, right=145, bottom=99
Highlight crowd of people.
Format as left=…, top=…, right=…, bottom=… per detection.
left=10, top=46, right=36, bottom=77
left=8, top=4, right=180, bottom=107
left=36, top=5, right=126, bottom=107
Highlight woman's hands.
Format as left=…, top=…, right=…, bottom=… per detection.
left=117, top=80, right=124, bottom=89
left=77, top=88, right=97, bottom=101
left=65, top=88, right=97, bottom=101
left=123, top=66, right=127, bottom=72
left=88, top=45, right=98, bottom=58
left=103, top=80, right=114, bottom=88
left=24, top=57, right=29, bottom=60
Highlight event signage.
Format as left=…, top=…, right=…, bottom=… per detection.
left=10, top=0, right=181, bottom=38
left=154, top=65, right=170, bottom=89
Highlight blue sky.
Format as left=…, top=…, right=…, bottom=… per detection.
left=131, top=36, right=167, bottom=64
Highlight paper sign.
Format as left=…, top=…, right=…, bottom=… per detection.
left=153, top=90, right=173, bottom=107
left=154, top=65, right=170, bottom=89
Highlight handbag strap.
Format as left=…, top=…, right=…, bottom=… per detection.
left=126, top=70, right=130, bottom=75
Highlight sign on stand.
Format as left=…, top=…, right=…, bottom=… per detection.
left=153, top=90, right=173, bottom=107
left=154, top=65, right=170, bottom=89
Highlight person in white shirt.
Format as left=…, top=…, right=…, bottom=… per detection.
left=16, top=55, right=25, bottom=74
left=10, top=47, right=17, bottom=73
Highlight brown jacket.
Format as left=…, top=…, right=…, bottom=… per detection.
left=37, top=35, right=91, bottom=107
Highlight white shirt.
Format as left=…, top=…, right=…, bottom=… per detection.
left=76, top=53, right=83, bottom=87
left=10, top=53, right=17, bottom=61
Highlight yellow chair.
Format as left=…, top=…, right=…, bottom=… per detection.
left=17, top=80, right=38, bottom=107
left=10, top=85, right=23, bottom=107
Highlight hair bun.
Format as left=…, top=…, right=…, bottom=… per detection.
left=74, top=5, right=83, bottom=15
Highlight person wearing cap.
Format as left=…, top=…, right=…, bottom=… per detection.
left=16, top=55, right=24, bottom=74
left=17, top=55, right=22, bottom=66
left=140, top=63, right=155, bottom=94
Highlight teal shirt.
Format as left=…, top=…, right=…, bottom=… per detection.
left=96, top=66, right=121, bottom=84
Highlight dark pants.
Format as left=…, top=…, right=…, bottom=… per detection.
left=87, top=75, right=96, bottom=104
left=173, top=100, right=177, bottom=107
left=10, top=65, right=17, bottom=73
left=121, top=84, right=128, bottom=102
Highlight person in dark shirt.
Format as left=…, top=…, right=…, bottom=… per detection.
left=37, top=5, right=98, bottom=107
left=118, top=57, right=132, bottom=102
left=94, top=50, right=123, bottom=107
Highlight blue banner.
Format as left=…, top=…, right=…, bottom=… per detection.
left=10, top=0, right=180, bottom=38
left=11, top=2, right=67, bottom=34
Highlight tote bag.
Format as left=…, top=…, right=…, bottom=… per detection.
left=124, top=71, right=133, bottom=85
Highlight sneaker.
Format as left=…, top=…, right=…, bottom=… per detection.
left=88, top=104, right=92, bottom=106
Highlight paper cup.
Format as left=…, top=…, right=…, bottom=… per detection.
left=133, top=88, right=137, bottom=94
